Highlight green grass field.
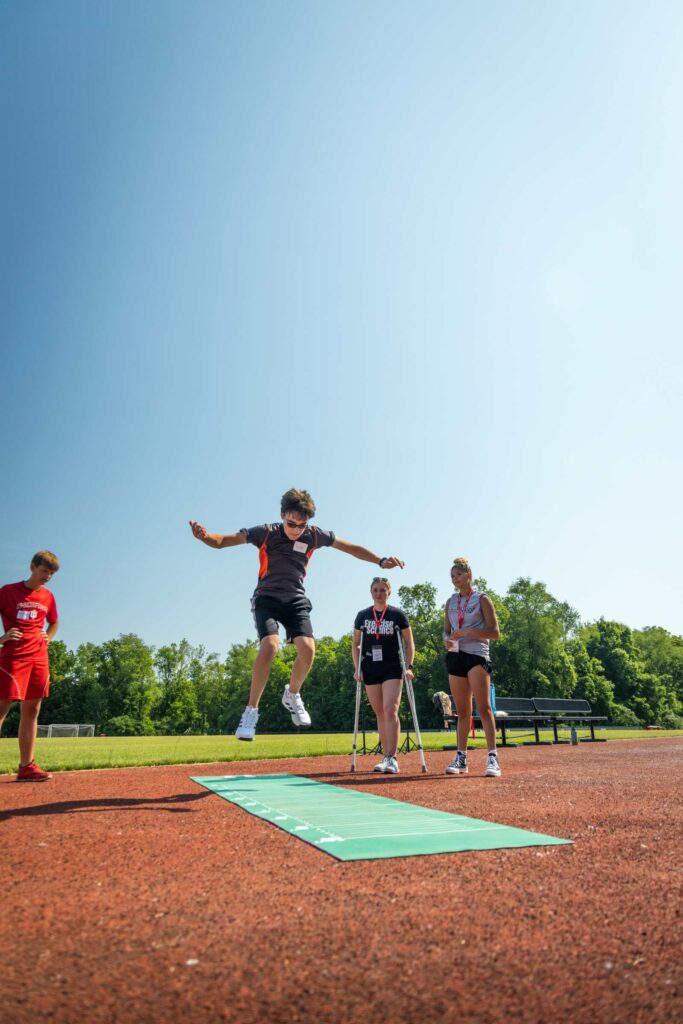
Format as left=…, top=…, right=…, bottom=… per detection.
left=1, top=728, right=681, bottom=774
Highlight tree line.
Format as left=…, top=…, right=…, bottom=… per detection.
left=3, top=578, right=681, bottom=736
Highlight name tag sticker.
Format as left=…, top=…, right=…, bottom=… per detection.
left=293, top=541, right=308, bottom=553
left=372, top=646, right=383, bottom=662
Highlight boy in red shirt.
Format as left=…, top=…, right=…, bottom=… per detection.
left=0, top=551, right=60, bottom=781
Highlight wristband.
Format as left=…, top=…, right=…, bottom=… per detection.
left=378, top=557, right=386, bottom=568
left=407, top=664, right=414, bottom=671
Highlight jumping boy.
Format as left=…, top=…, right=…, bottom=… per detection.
left=0, top=551, right=60, bottom=781
left=189, top=487, right=403, bottom=740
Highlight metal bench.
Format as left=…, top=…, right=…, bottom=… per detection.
left=489, top=697, right=550, bottom=747
left=442, top=696, right=550, bottom=748
left=531, top=698, right=608, bottom=742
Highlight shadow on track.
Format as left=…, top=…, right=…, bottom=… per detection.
left=294, top=771, right=454, bottom=787
left=0, top=791, right=210, bottom=821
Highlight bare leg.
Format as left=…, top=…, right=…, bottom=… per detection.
left=365, top=684, right=387, bottom=752
left=381, top=679, right=402, bottom=757
left=449, top=675, right=473, bottom=752
left=468, top=666, right=497, bottom=750
left=288, top=636, right=316, bottom=694
left=18, top=699, right=42, bottom=767
left=248, top=636, right=279, bottom=707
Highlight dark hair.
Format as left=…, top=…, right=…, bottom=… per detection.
left=280, top=488, right=316, bottom=519
left=31, top=550, right=60, bottom=572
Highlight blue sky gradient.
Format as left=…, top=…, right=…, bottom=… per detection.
left=2, top=0, right=681, bottom=654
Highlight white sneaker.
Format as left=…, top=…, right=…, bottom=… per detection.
left=384, top=756, right=399, bottom=775
left=445, top=752, right=468, bottom=775
left=373, top=756, right=389, bottom=773
left=282, top=685, right=312, bottom=727
left=235, top=706, right=259, bottom=741
left=485, top=752, right=501, bottom=778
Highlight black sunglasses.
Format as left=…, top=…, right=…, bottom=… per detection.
left=284, top=518, right=307, bottom=531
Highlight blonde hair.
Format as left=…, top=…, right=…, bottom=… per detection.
left=371, top=577, right=392, bottom=595
left=452, top=557, right=471, bottom=573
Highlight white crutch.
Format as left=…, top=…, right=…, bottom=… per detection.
left=350, top=641, right=363, bottom=773
left=397, top=631, right=428, bottom=773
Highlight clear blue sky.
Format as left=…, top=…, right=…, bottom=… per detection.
left=2, top=0, right=681, bottom=655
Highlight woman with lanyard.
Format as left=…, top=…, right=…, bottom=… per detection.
left=352, top=577, right=415, bottom=774
left=444, top=557, right=501, bottom=777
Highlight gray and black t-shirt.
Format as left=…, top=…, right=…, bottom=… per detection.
left=446, top=590, right=491, bottom=658
left=241, top=523, right=336, bottom=600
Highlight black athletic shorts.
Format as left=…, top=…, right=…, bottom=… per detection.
left=361, top=662, right=403, bottom=686
left=252, top=595, right=313, bottom=642
left=446, top=651, right=492, bottom=677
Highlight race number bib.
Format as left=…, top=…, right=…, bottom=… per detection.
left=293, top=541, right=308, bottom=554
left=372, top=646, right=383, bottom=662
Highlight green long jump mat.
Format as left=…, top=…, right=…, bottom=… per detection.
left=192, top=773, right=571, bottom=861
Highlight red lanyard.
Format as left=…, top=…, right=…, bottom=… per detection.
left=456, top=592, right=473, bottom=629
left=372, top=606, right=388, bottom=640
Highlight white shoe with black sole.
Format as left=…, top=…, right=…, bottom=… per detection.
left=235, top=706, right=259, bottom=741
left=282, top=685, right=312, bottom=727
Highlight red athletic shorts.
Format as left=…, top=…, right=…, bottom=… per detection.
left=0, top=659, right=50, bottom=700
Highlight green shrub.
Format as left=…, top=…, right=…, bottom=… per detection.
left=106, top=714, right=154, bottom=736
left=658, top=711, right=683, bottom=730
left=610, top=703, right=642, bottom=727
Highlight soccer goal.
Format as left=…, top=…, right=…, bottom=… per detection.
left=36, top=724, right=95, bottom=738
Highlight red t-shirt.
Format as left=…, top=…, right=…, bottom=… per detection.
left=0, top=582, right=58, bottom=661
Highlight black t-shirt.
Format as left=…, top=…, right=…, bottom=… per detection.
left=354, top=604, right=410, bottom=667
left=241, top=523, right=336, bottom=600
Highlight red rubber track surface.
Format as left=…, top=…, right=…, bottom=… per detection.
left=1, top=739, right=681, bottom=1024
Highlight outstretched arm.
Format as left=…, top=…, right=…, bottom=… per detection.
left=332, top=537, right=404, bottom=569
left=189, top=521, right=247, bottom=550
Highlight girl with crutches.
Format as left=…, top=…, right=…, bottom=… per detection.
left=444, top=557, right=501, bottom=777
left=351, top=578, right=415, bottom=774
